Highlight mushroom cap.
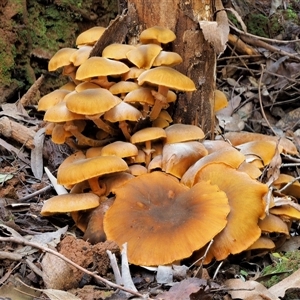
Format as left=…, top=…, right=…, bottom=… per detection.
left=165, top=124, right=205, bottom=143
left=139, top=26, right=176, bottom=44
left=162, top=141, right=208, bottom=178
left=236, top=140, right=282, bottom=167
left=76, top=26, right=106, bottom=46
left=38, top=89, right=70, bottom=111
left=104, top=171, right=230, bottom=266
left=76, top=57, right=130, bottom=80
left=44, top=101, right=84, bottom=122
left=273, top=174, right=300, bottom=198
left=126, top=44, right=162, bottom=69
left=270, top=205, right=300, bottom=219
left=181, top=147, right=245, bottom=188
left=195, top=163, right=267, bottom=262
left=75, top=82, right=101, bottom=92
left=123, top=87, right=155, bottom=106
left=129, top=164, right=148, bottom=176
left=57, top=152, right=129, bottom=186
left=100, top=141, right=139, bottom=158
left=130, top=127, right=167, bottom=144
left=69, top=45, right=93, bottom=66
left=122, top=67, right=146, bottom=81
left=247, top=236, right=276, bottom=250
left=65, top=88, right=121, bottom=115
left=60, top=81, right=76, bottom=91
left=109, top=81, right=140, bottom=95
left=220, top=131, right=298, bottom=155
left=137, top=66, right=196, bottom=92
left=214, top=90, right=228, bottom=112
left=48, top=48, right=77, bottom=71
left=258, top=213, right=289, bottom=235
left=153, top=51, right=183, bottom=67
left=102, top=43, right=136, bottom=60
left=104, top=101, right=142, bottom=122
left=41, top=193, right=100, bottom=216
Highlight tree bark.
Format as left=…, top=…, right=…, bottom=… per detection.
left=126, top=0, right=216, bottom=135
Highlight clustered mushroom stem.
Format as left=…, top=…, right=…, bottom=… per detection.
left=91, top=76, right=115, bottom=89
left=65, top=122, right=114, bottom=147
left=149, top=85, right=169, bottom=121
left=119, top=121, right=131, bottom=141
left=144, top=140, right=153, bottom=168
left=88, top=177, right=106, bottom=197
left=91, top=117, right=119, bottom=136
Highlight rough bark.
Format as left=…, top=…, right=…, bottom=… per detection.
left=126, top=0, right=216, bottom=135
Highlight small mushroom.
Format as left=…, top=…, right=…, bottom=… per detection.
left=165, top=124, right=205, bottom=144
left=76, top=26, right=106, bottom=46
left=69, top=45, right=93, bottom=66
left=214, top=90, right=228, bottom=113
left=103, top=171, right=230, bottom=266
left=130, top=127, right=167, bottom=167
left=104, top=101, right=142, bottom=140
left=102, top=43, right=136, bottom=60
left=57, top=151, right=129, bottom=196
left=75, top=57, right=130, bottom=89
left=100, top=141, right=139, bottom=159
left=65, top=88, right=121, bottom=136
left=138, top=67, right=196, bottom=120
left=41, top=193, right=100, bottom=216
left=139, top=26, right=176, bottom=45
left=48, top=47, right=77, bottom=72
left=38, top=89, right=70, bottom=112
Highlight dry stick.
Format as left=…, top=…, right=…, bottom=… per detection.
left=0, top=236, right=149, bottom=299
left=17, top=185, right=52, bottom=202
left=257, top=65, right=278, bottom=137
left=240, top=35, right=300, bottom=62
left=230, top=24, right=300, bottom=44
left=279, top=175, right=300, bottom=193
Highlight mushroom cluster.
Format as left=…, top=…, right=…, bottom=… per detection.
left=40, top=26, right=300, bottom=267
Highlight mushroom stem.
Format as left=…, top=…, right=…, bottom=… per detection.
left=91, top=76, right=115, bottom=89
left=86, top=114, right=119, bottom=136
left=64, top=122, right=115, bottom=147
left=119, top=121, right=131, bottom=141
left=143, top=140, right=155, bottom=168
left=149, top=85, right=169, bottom=121
left=88, top=177, right=106, bottom=197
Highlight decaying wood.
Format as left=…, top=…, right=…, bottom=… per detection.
left=19, top=74, right=45, bottom=106
left=126, top=0, right=216, bottom=135
left=0, top=116, right=36, bottom=149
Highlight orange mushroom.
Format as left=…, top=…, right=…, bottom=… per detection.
left=104, top=171, right=230, bottom=266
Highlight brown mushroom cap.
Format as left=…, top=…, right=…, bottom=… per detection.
left=57, top=154, right=129, bottom=187
left=126, top=44, right=162, bottom=69
left=219, top=131, right=298, bottom=155
left=258, top=213, right=289, bottom=235
left=69, top=45, right=93, bottom=66
left=65, top=88, right=121, bottom=116
left=214, top=90, right=228, bottom=112
left=75, top=57, right=130, bottom=81
left=165, top=124, right=205, bottom=144
left=38, top=89, right=70, bottom=111
left=43, top=102, right=84, bottom=122
left=247, top=236, right=276, bottom=251
left=137, top=66, right=196, bottom=92
left=75, top=26, right=106, bottom=46
left=48, top=48, right=77, bottom=71
left=181, top=147, right=245, bottom=187
left=100, top=141, right=139, bottom=158
left=102, top=43, right=136, bottom=60
left=194, top=163, right=267, bottom=262
left=162, top=141, right=208, bottom=178
left=41, top=193, right=100, bottom=216
left=139, top=26, right=176, bottom=44
left=104, top=171, right=230, bottom=266
left=153, top=51, right=183, bottom=67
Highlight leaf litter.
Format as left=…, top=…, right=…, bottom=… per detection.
left=1, top=1, right=300, bottom=300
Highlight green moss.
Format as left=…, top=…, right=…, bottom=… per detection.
left=0, top=38, right=16, bottom=86
left=283, top=7, right=298, bottom=22
left=261, top=250, right=300, bottom=288
left=246, top=13, right=269, bottom=37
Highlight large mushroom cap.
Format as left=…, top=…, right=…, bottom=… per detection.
left=104, top=171, right=230, bottom=266
left=48, top=48, right=77, bottom=71
left=137, top=66, right=196, bottom=92
left=194, top=163, right=267, bottom=262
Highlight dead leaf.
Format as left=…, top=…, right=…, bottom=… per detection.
left=199, top=0, right=229, bottom=55
left=268, top=268, right=300, bottom=298
left=266, top=141, right=282, bottom=186
left=156, top=278, right=207, bottom=300
left=42, top=289, right=81, bottom=300
left=224, top=278, right=279, bottom=300
left=31, top=127, right=45, bottom=179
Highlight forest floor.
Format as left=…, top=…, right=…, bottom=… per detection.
left=1, top=2, right=300, bottom=300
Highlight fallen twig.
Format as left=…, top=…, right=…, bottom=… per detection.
left=0, top=236, right=150, bottom=299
